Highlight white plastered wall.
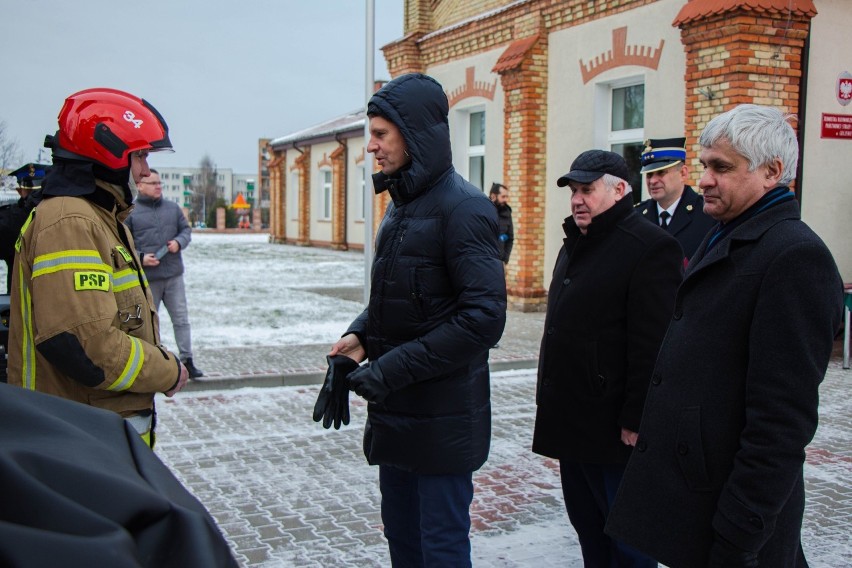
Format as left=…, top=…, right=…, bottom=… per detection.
left=545, top=0, right=687, bottom=279
left=428, top=46, right=506, bottom=194
left=801, top=0, right=852, bottom=281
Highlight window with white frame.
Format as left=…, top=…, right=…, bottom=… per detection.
left=320, top=169, right=332, bottom=220
left=467, top=110, right=486, bottom=191
left=607, top=82, right=645, bottom=202
left=290, top=171, right=300, bottom=221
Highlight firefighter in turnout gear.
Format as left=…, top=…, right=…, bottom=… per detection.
left=7, top=88, right=188, bottom=447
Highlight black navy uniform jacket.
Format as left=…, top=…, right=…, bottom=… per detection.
left=635, top=184, right=717, bottom=261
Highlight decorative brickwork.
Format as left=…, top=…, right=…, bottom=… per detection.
left=579, top=26, right=664, bottom=84
left=674, top=0, right=816, bottom=26
left=384, top=0, right=659, bottom=77
left=432, top=0, right=522, bottom=30
left=330, top=145, right=348, bottom=250
left=371, top=0, right=824, bottom=310
left=447, top=67, right=498, bottom=107
left=676, top=5, right=813, bottom=175
left=382, top=33, right=426, bottom=77
left=406, top=0, right=435, bottom=35
left=293, top=149, right=311, bottom=245
left=495, top=31, right=549, bottom=311
left=268, top=153, right=286, bottom=243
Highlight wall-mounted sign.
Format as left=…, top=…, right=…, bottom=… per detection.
left=821, top=113, right=852, bottom=139
left=838, top=71, right=852, bottom=107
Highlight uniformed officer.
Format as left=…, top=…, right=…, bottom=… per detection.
left=635, top=137, right=716, bottom=261
left=0, top=163, right=47, bottom=292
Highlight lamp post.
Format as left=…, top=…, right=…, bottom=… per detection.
left=363, top=0, right=375, bottom=305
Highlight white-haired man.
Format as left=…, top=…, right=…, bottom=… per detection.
left=533, top=149, right=682, bottom=567
left=607, top=104, right=844, bottom=567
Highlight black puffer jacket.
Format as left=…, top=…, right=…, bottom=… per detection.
left=347, top=73, right=507, bottom=474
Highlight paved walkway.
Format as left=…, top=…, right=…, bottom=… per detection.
left=182, top=309, right=547, bottom=391
left=154, top=324, right=852, bottom=567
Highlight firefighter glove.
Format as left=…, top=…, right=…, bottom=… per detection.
left=313, top=355, right=359, bottom=429
left=347, top=360, right=390, bottom=404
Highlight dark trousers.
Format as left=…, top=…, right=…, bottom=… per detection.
left=559, top=460, right=657, bottom=568
left=379, top=465, right=473, bottom=568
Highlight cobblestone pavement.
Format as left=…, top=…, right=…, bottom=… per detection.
left=154, top=356, right=852, bottom=567
left=182, top=309, right=546, bottom=391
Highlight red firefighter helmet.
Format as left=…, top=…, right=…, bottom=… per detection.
left=54, top=88, right=173, bottom=170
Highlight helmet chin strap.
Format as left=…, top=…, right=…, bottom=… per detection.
left=127, top=171, right=139, bottom=201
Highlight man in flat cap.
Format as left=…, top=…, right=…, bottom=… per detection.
left=532, top=149, right=682, bottom=567
left=635, top=137, right=716, bottom=262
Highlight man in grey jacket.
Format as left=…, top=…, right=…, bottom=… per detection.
left=127, top=169, right=203, bottom=378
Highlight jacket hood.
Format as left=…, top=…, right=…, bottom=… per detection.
left=368, top=73, right=452, bottom=203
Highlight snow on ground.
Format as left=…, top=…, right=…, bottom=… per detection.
left=153, top=233, right=366, bottom=349
left=0, top=232, right=367, bottom=347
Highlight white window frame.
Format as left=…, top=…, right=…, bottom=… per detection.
left=453, top=105, right=486, bottom=191
left=468, top=109, right=486, bottom=191
left=319, top=168, right=332, bottom=221
left=594, top=76, right=645, bottom=198
left=607, top=79, right=645, bottom=149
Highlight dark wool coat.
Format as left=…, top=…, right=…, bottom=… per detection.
left=532, top=196, right=683, bottom=464
left=347, top=74, right=507, bottom=475
left=636, top=185, right=717, bottom=261
left=606, top=198, right=843, bottom=568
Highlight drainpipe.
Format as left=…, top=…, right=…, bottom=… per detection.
left=364, top=0, right=375, bottom=305
left=794, top=22, right=811, bottom=205
left=335, top=132, right=348, bottom=246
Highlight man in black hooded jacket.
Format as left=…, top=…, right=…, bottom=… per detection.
left=329, top=73, right=507, bottom=567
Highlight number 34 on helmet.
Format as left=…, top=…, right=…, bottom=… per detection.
left=48, top=88, right=173, bottom=171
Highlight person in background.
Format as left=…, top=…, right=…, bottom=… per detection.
left=0, top=163, right=47, bottom=293
left=489, top=182, right=514, bottom=266
left=532, top=149, right=682, bottom=567
left=127, top=168, right=203, bottom=379
left=606, top=104, right=843, bottom=567
left=7, top=88, right=188, bottom=448
left=634, top=137, right=716, bottom=262
left=328, top=73, right=507, bottom=567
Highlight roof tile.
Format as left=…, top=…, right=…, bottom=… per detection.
left=674, top=0, right=817, bottom=26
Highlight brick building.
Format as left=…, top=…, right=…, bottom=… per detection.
left=265, top=0, right=852, bottom=310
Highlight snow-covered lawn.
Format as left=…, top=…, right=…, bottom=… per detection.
left=157, top=232, right=366, bottom=348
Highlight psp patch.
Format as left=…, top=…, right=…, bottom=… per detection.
left=75, top=271, right=110, bottom=292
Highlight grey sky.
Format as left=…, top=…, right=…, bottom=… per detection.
left=1, top=0, right=404, bottom=173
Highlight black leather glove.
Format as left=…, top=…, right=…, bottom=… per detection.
left=313, top=355, right=359, bottom=429
left=707, top=532, right=758, bottom=568
left=347, top=360, right=391, bottom=404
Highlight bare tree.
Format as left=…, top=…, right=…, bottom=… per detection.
left=190, top=155, right=219, bottom=227
left=0, top=120, right=23, bottom=171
